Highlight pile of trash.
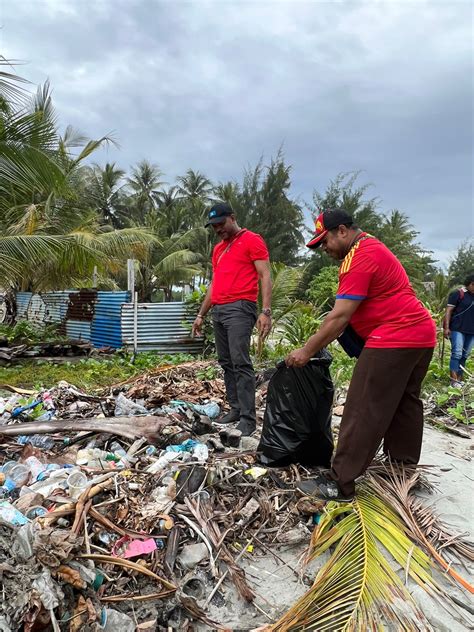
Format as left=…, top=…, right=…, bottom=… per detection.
left=0, top=341, right=108, bottom=364
left=0, top=362, right=325, bottom=631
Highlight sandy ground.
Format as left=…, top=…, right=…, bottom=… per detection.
left=196, top=422, right=473, bottom=631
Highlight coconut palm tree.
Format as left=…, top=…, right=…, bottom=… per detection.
left=176, top=169, right=213, bottom=225
left=126, top=159, right=164, bottom=224
left=0, top=64, right=153, bottom=291
left=81, top=162, right=127, bottom=228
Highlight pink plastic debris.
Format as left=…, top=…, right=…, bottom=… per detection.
left=111, top=535, right=157, bottom=559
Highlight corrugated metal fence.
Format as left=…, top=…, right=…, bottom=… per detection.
left=14, top=291, right=202, bottom=353
left=122, top=302, right=202, bottom=353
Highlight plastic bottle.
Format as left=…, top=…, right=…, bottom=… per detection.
left=23, top=456, right=46, bottom=481
left=0, top=464, right=29, bottom=496
left=36, top=464, right=63, bottom=481
left=16, top=435, right=55, bottom=449
left=109, top=441, right=127, bottom=457
left=145, top=451, right=177, bottom=474
left=76, top=448, right=111, bottom=468
left=35, top=410, right=55, bottom=422
left=109, top=441, right=133, bottom=469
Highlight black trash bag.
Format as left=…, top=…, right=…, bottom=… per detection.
left=257, top=350, right=334, bottom=468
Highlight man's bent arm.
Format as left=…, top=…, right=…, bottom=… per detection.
left=254, top=260, right=272, bottom=309
left=303, top=299, right=361, bottom=355
left=286, top=299, right=362, bottom=366
left=198, top=284, right=213, bottom=317
left=443, top=305, right=454, bottom=337
left=192, top=284, right=213, bottom=337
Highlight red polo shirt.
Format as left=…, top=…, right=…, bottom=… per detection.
left=336, top=235, right=436, bottom=348
left=211, top=230, right=269, bottom=305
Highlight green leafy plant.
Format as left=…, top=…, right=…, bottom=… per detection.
left=0, top=321, right=65, bottom=345
left=278, top=304, right=322, bottom=348
left=196, top=364, right=220, bottom=381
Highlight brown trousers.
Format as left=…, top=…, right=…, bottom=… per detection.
left=329, top=347, right=434, bottom=496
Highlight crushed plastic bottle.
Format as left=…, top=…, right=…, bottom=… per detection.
left=109, top=441, right=131, bottom=468
left=114, top=392, right=148, bottom=416
left=166, top=439, right=198, bottom=453
left=16, top=435, right=56, bottom=449
left=170, top=399, right=221, bottom=419
left=35, top=410, right=55, bottom=422
left=100, top=608, right=135, bottom=632
left=76, top=448, right=115, bottom=468
left=0, top=500, right=30, bottom=526
left=36, top=463, right=64, bottom=481
left=0, top=464, right=29, bottom=496
left=109, top=441, right=127, bottom=457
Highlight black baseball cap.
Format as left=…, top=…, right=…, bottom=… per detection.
left=306, top=209, right=354, bottom=249
left=205, top=203, right=234, bottom=227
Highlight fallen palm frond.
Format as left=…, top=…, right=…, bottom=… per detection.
left=78, top=554, right=176, bottom=591
left=367, top=463, right=474, bottom=593
left=271, top=484, right=456, bottom=631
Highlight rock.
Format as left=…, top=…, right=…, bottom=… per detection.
left=219, top=428, right=242, bottom=448
left=193, top=416, right=213, bottom=435
left=278, top=524, right=310, bottom=546
left=240, top=436, right=260, bottom=451
left=177, top=543, right=209, bottom=569
left=207, top=436, right=225, bottom=452
left=333, top=405, right=345, bottom=416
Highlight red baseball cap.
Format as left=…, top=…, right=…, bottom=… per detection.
left=306, top=209, right=354, bottom=249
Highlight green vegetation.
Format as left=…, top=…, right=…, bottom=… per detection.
left=0, top=352, right=195, bottom=391
left=0, top=321, right=66, bottom=344
left=423, top=357, right=473, bottom=425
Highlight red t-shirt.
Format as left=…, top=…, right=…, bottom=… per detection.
left=336, top=235, right=436, bottom=348
left=211, top=230, right=269, bottom=305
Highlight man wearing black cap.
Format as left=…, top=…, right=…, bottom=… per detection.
left=286, top=209, right=436, bottom=502
left=192, top=203, right=272, bottom=436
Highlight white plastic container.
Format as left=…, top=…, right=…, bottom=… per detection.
left=67, top=471, right=88, bottom=499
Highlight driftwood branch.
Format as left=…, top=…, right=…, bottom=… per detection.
left=0, top=415, right=172, bottom=442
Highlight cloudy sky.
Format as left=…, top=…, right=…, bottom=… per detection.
left=1, top=0, right=472, bottom=266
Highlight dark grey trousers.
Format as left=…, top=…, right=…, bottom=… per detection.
left=212, top=300, right=257, bottom=424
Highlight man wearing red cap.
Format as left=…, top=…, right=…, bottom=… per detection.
left=286, top=209, right=436, bottom=502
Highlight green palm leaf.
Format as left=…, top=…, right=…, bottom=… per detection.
left=271, top=485, right=445, bottom=631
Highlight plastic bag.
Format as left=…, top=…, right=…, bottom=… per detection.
left=114, top=392, right=148, bottom=416
left=257, top=351, right=334, bottom=467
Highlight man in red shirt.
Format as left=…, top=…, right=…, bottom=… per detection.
left=286, top=209, right=436, bottom=502
left=192, top=203, right=272, bottom=436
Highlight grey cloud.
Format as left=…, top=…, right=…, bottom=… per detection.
left=1, top=0, right=472, bottom=265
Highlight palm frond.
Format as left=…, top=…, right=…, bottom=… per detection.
left=69, top=135, right=118, bottom=169
left=0, top=57, right=30, bottom=105
left=271, top=479, right=469, bottom=631
left=367, top=465, right=474, bottom=592
left=265, top=262, right=304, bottom=316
